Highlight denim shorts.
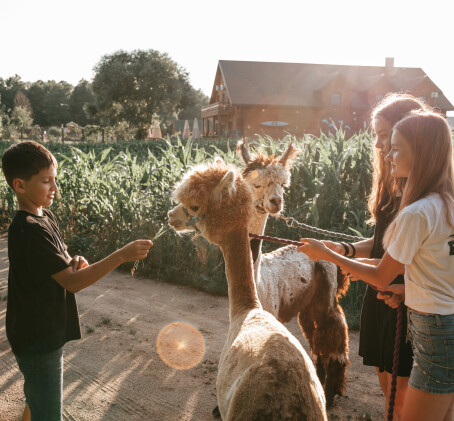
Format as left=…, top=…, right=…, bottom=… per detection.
left=408, top=310, right=454, bottom=394
left=15, top=347, right=63, bottom=421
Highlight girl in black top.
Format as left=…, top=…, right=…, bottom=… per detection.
left=321, top=93, right=427, bottom=420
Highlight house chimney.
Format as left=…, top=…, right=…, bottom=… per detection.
left=385, top=57, right=394, bottom=68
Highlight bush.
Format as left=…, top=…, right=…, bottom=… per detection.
left=47, top=126, right=61, bottom=141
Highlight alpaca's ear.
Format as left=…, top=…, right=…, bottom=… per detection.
left=212, top=170, right=236, bottom=201
left=236, top=138, right=253, bottom=164
left=279, top=142, right=299, bottom=166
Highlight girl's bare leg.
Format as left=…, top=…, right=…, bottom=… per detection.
left=376, top=368, right=388, bottom=414
left=442, top=395, right=454, bottom=421
left=402, top=386, right=454, bottom=421
left=385, top=372, right=409, bottom=421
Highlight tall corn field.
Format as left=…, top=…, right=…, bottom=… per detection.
left=0, top=133, right=375, bottom=327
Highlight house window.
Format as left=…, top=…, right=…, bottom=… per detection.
left=431, top=91, right=439, bottom=98
left=331, top=93, right=341, bottom=105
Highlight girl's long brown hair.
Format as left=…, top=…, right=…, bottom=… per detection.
left=368, top=93, right=428, bottom=223
left=384, top=111, right=454, bottom=247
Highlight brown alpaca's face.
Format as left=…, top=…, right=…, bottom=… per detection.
left=168, top=163, right=254, bottom=245
left=167, top=203, right=199, bottom=233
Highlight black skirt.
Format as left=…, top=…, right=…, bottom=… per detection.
left=359, top=284, right=413, bottom=376
left=358, top=200, right=413, bottom=377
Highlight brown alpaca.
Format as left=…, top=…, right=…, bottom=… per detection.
left=237, top=139, right=350, bottom=407
left=168, top=160, right=327, bottom=421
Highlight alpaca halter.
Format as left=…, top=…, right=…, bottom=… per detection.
left=255, top=195, right=267, bottom=214
left=182, top=206, right=205, bottom=230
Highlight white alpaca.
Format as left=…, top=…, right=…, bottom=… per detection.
left=168, top=160, right=327, bottom=420
left=237, top=139, right=349, bottom=407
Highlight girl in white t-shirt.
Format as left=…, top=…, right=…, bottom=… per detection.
left=299, top=110, right=454, bottom=421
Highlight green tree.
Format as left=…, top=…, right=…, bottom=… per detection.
left=27, top=80, right=72, bottom=126
left=92, top=49, right=193, bottom=138
left=69, top=79, right=97, bottom=126
left=0, top=75, right=26, bottom=115
left=178, top=87, right=209, bottom=120
left=44, top=81, right=72, bottom=126
left=11, top=106, right=33, bottom=141
left=27, top=81, right=47, bottom=126
left=14, top=91, right=33, bottom=116
left=0, top=95, right=5, bottom=139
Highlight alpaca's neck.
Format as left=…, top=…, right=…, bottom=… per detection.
left=220, top=227, right=261, bottom=320
left=248, top=210, right=268, bottom=282
left=248, top=210, right=268, bottom=236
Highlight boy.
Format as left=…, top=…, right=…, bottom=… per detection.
left=1, top=141, right=152, bottom=421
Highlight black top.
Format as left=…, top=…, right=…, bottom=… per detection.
left=359, top=200, right=413, bottom=376
left=6, top=209, right=81, bottom=355
left=370, top=205, right=401, bottom=261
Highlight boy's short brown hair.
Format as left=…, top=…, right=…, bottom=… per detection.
left=1, top=141, right=58, bottom=189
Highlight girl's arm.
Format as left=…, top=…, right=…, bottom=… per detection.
left=298, top=238, right=403, bottom=289
left=322, top=237, right=374, bottom=258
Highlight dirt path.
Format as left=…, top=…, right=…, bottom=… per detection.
left=0, top=236, right=386, bottom=420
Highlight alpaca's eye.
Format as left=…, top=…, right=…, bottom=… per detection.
left=254, top=185, right=261, bottom=189
left=190, top=206, right=199, bottom=212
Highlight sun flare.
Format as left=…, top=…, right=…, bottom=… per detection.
left=156, top=322, right=205, bottom=370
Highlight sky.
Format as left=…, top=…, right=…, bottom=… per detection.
left=1, top=0, right=453, bottom=115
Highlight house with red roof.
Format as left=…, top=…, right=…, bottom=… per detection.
left=201, top=58, right=454, bottom=138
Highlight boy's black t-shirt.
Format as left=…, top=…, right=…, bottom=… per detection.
left=6, top=208, right=81, bottom=355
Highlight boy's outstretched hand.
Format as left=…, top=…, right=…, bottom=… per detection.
left=53, top=240, right=153, bottom=293
left=118, top=240, right=153, bottom=263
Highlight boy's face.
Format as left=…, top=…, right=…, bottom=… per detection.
left=14, top=165, right=58, bottom=213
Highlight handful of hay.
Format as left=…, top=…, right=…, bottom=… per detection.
left=131, top=224, right=170, bottom=276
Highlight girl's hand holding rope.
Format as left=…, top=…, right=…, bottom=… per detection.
left=377, top=284, right=405, bottom=309
left=298, top=238, right=357, bottom=282
left=297, top=238, right=331, bottom=261
left=320, top=240, right=344, bottom=255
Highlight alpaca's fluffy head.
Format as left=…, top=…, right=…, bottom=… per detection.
left=168, top=159, right=254, bottom=244
left=237, top=139, right=298, bottom=215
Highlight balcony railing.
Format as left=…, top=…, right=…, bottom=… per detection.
left=201, top=102, right=233, bottom=117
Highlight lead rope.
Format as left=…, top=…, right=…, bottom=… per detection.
left=249, top=232, right=304, bottom=247
left=388, top=303, right=403, bottom=421
left=276, top=214, right=364, bottom=242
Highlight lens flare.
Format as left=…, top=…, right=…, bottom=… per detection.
left=156, top=322, right=205, bottom=370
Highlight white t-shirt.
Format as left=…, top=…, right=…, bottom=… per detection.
left=387, top=193, right=454, bottom=315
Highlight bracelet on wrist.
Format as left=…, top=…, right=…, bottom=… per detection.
left=341, top=242, right=349, bottom=257
left=350, top=243, right=356, bottom=258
